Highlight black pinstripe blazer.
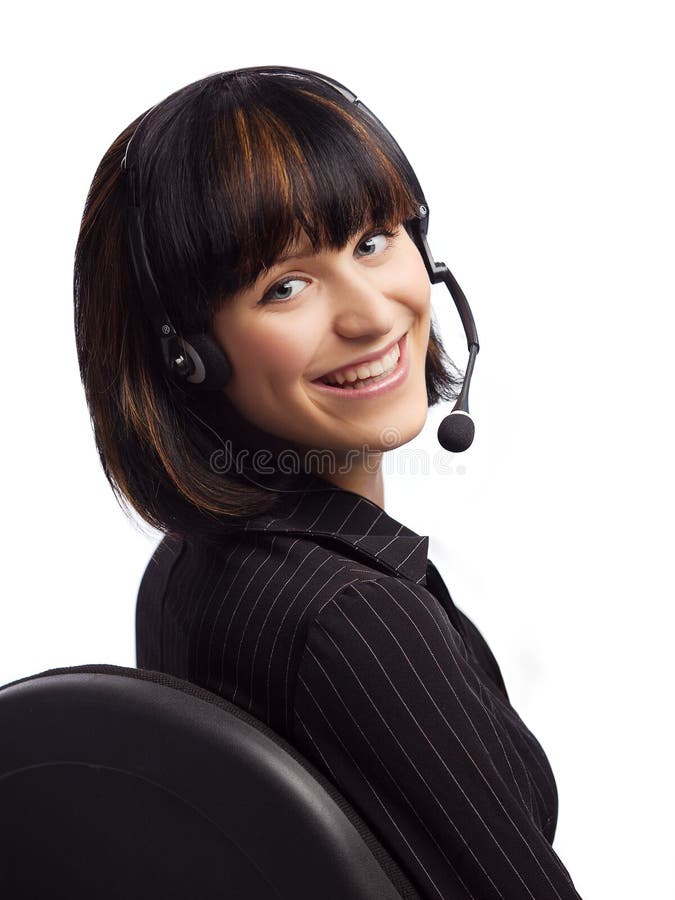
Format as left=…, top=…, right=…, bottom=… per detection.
left=136, top=474, right=582, bottom=900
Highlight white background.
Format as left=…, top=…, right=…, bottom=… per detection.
left=3, top=2, right=673, bottom=897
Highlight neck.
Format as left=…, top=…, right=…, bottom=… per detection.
left=196, top=394, right=387, bottom=509
left=305, top=451, right=385, bottom=510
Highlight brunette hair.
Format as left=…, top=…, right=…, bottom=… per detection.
left=73, top=68, right=464, bottom=542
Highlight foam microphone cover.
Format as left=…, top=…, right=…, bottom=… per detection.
left=437, top=411, right=475, bottom=453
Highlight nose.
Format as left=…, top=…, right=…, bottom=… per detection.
left=328, top=264, right=397, bottom=340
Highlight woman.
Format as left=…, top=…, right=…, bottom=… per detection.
left=74, top=66, right=583, bottom=899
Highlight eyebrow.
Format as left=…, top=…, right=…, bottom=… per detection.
left=269, top=246, right=315, bottom=267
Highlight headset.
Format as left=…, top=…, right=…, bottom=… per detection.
left=120, top=65, right=480, bottom=451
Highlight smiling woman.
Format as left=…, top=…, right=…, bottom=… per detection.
left=73, top=67, right=462, bottom=537
left=74, top=67, right=584, bottom=900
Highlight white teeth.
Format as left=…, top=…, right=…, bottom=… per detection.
left=321, top=342, right=401, bottom=385
left=365, top=358, right=386, bottom=377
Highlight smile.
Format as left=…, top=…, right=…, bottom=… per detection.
left=310, top=333, right=409, bottom=398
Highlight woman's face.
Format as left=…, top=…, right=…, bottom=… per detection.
left=211, top=222, right=432, bottom=463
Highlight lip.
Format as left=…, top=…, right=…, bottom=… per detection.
left=309, top=332, right=409, bottom=398
left=314, top=332, right=406, bottom=382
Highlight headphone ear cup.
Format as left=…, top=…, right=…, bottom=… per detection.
left=180, top=333, right=232, bottom=390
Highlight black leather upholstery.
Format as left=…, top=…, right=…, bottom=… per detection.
left=0, top=664, right=422, bottom=900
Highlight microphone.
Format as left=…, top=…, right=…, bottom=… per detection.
left=407, top=208, right=480, bottom=454
left=438, top=411, right=475, bottom=453
left=437, top=342, right=478, bottom=452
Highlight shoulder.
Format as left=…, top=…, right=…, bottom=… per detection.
left=303, top=574, right=467, bottom=670
left=139, top=526, right=390, bottom=642
left=137, top=532, right=187, bottom=600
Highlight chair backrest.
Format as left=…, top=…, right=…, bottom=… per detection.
left=0, top=663, right=422, bottom=900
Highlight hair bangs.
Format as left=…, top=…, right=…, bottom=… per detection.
left=139, top=76, right=423, bottom=326
left=208, top=82, right=424, bottom=305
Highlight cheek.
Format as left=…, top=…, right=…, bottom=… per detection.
left=397, top=247, right=432, bottom=312
left=224, top=321, right=314, bottom=385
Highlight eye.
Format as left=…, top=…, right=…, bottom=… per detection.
left=260, top=277, right=309, bottom=305
left=357, top=231, right=393, bottom=256
left=256, top=227, right=398, bottom=306
left=356, top=230, right=396, bottom=257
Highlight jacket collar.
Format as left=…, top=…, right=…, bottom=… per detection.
left=242, top=471, right=429, bottom=586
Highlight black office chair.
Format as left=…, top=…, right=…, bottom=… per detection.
left=0, top=663, right=422, bottom=900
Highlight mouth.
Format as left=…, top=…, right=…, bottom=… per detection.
left=309, top=332, right=410, bottom=398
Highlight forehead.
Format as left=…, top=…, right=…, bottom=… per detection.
left=265, top=213, right=383, bottom=268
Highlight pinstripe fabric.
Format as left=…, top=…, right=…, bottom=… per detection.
left=136, top=475, right=582, bottom=899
